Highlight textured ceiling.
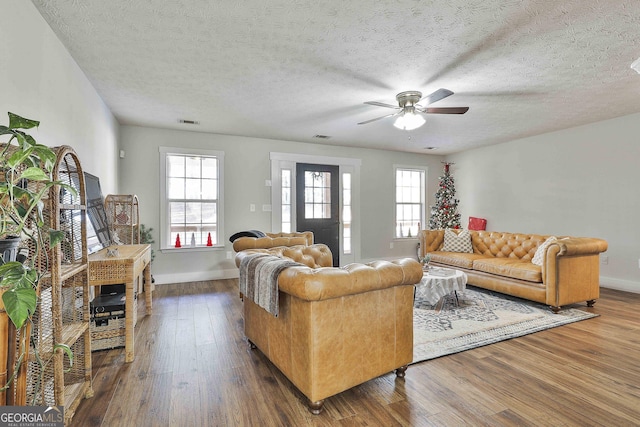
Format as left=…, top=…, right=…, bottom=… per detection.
left=32, top=0, right=640, bottom=154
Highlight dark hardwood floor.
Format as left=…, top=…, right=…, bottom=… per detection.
left=70, top=280, right=640, bottom=426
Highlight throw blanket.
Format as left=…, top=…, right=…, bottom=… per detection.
left=239, top=254, right=300, bottom=316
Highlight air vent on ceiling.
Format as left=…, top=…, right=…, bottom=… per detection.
left=313, top=134, right=331, bottom=139
left=178, top=119, right=200, bottom=125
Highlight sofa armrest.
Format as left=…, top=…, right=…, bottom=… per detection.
left=542, top=237, right=607, bottom=308
left=278, top=258, right=422, bottom=301
left=419, top=230, right=445, bottom=257
left=543, top=237, right=608, bottom=269
left=550, top=237, right=608, bottom=257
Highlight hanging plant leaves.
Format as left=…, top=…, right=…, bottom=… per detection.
left=8, top=112, right=39, bottom=130
left=2, top=287, right=37, bottom=329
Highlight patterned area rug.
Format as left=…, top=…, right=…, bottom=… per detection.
left=412, top=286, right=598, bottom=363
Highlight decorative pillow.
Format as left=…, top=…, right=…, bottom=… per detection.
left=442, top=229, right=473, bottom=253
left=532, top=236, right=557, bottom=266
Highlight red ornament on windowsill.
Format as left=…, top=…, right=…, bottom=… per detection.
left=175, top=234, right=181, bottom=248
left=206, top=233, right=213, bottom=246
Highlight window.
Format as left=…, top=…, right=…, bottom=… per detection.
left=395, top=167, right=425, bottom=238
left=159, top=147, right=224, bottom=249
left=281, top=169, right=292, bottom=233
left=304, top=171, right=331, bottom=219
left=343, top=172, right=352, bottom=254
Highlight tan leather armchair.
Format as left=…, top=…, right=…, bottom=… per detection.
left=235, top=244, right=422, bottom=414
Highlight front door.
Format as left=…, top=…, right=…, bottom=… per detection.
left=296, top=163, right=340, bottom=266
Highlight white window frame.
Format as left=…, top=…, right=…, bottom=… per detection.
left=270, top=152, right=360, bottom=265
left=394, top=165, right=426, bottom=239
left=159, top=146, right=225, bottom=251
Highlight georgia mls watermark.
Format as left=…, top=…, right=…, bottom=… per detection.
left=0, top=406, right=63, bottom=427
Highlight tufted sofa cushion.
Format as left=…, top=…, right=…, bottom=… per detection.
left=237, top=244, right=333, bottom=268
left=472, top=258, right=542, bottom=282
left=471, top=231, right=552, bottom=260
left=278, top=257, right=422, bottom=301
left=422, top=229, right=553, bottom=261
left=232, top=231, right=314, bottom=252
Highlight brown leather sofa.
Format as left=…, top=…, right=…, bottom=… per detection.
left=232, top=231, right=314, bottom=252
left=235, top=243, right=422, bottom=414
left=419, top=229, right=608, bottom=312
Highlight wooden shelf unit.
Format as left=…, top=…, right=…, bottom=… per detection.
left=5, top=146, right=93, bottom=423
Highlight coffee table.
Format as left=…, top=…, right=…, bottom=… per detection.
left=415, top=267, right=468, bottom=305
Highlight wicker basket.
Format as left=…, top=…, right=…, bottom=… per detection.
left=90, top=297, right=137, bottom=351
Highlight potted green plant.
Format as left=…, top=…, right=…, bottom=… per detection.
left=419, top=253, right=431, bottom=271
left=0, top=112, right=73, bottom=390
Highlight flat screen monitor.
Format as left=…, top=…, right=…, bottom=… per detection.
left=84, top=172, right=112, bottom=254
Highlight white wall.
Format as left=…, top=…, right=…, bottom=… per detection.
left=10, top=0, right=634, bottom=291
left=447, top=112, right=640, bottom=293
left=0, top=0, right=119, bottom=193
left=119, top=125, right=444, bottom=283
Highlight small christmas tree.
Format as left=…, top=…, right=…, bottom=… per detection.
left=429, top=162, right=461, bottom=229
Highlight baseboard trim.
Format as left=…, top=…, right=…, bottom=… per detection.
left=599, top=276, right=640, bottom=294
left=154, top=268, right=239, bottom=285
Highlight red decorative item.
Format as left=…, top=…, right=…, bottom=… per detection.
left=175, top=234, right=182, bottom=248
left=468, top=217, right=487, bottom=231
left=206, top=233, right=213, bottom=246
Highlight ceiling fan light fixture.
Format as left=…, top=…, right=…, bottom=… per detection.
left=393, top=111, right=425, bottom=131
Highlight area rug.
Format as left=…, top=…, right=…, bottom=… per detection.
left=412, top=286, right=598, bottom=363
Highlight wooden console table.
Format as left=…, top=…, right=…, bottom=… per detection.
left=88, top=244, right=152, bottom=362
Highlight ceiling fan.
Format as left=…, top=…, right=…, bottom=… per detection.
left=358, top=88, right=469, bottom=130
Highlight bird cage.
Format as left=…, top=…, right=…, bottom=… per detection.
left=105, top=194, right=140, bottom=245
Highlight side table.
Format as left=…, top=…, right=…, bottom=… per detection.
left=88, top=244, right=152, bottom=362
left=415, top=267, right=467, bottom=305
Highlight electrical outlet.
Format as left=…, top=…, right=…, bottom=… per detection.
left=226, top=251, right=232, bottom=260
left=638, top=258, right=640, bottom=269
left=600, top=255, right=608, bottom=265
left=390, top=242, right=394, bottom=249
left=250, top=204, right=255, bottom=212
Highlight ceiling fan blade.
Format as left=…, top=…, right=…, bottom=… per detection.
left=421, top=107, right=469, bottom=114
left=364, top=101, right=400, bottom=109
left=421, top=88, right=454, bottom=105
left=357, top=111, right=401, bottom=125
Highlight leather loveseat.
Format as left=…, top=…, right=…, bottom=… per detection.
left=235, top=243, right=422, bottom=414
left=419, top=229, right=608, bottom=312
